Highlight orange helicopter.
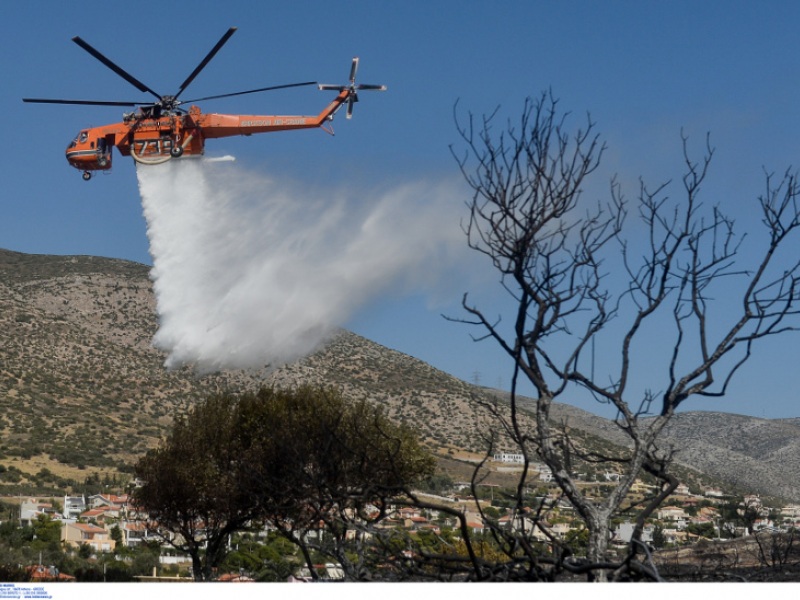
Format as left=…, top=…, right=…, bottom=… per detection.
left=23, top=27, right=386, bottom=180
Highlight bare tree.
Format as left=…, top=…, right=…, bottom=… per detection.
left=450, top=91, right=800, bottom=581
left=752, top=529, right=800, bottom=571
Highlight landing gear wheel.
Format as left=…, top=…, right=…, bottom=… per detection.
left=82, top=171, right=92, bottom=181
left=170, top=146, right=184, bottom=158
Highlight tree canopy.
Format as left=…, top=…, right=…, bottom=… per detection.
left=133, top=385, right=434, bottom=580
left=133, top=392, right=257, bottom=580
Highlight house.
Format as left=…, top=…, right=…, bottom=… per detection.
left=403, top=516, right=430, bottom=531
left=781, top=504, right=800, bottom=517
left=19, top=499, right=60, bottom=527
left=538, top=468, right=554, bottom=482
left=61, top=522, right=116, bottom=553
left=613, top=522, right=654, bottom=544
left=697, top=506, right=719, bottom=520
left=26, top=565, right=75, bottom=582
left=464, top=511, right=485, bottom=534
left=742, top=494, right=762, bottom=508
left=657, top=506, right=688, bottom=522
left=688, top=515, right=716, bottom=533
left=290, top=563, right=344, bottom=582
left=753, top=518, right=776, bottom=532
left=80, top=507, right=118, bottom=525
left=417, top=523, right=442, bottom=535
left=661, top=528, right=687, bottom=545
left=217, top=572, right=255, bottom=582
left=630, top=479, right=656, bottom=494
left=112, top=520, right=156, bottom=548
left=397, top=507, right=423, bottom=520
left=63, top=496, right=86, bottom=520
left=89, top=493, right=129, bottom=512
left=525, top=520, right=564, bottom=543
left=499, top=512, right=537, bottom=535
left=548, top=521, right=572, bottom=540
left=493, top=452, right=525, bottom=464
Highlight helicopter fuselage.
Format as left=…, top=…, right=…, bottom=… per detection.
left=26, top=28, right=385, bottom=180
left=65, top=89, right=350, bottom=175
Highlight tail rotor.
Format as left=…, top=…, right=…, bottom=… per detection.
left=319, top=57, right=386, bottom=119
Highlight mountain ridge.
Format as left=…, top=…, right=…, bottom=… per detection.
left=1, top=248, right=798, bottom=501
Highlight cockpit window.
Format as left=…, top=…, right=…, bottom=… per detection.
left=79, top=131, right=88, bottom=143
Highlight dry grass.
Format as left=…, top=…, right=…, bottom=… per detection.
left=7, top=454, right=120, bottom=482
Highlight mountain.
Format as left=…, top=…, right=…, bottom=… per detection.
left=488, top=391, right=800, bottom=501
left=656, top=412, right=800, bottom=501
left=1, top=248, right=799, bottom=501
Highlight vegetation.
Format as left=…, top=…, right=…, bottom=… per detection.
left=132, top=392, right=259, bottom=581
left=2, top=248, right=799, bottom=502
left=0, top=512, right=163, bottom=582
left=133, top=386, right=435, bottom=580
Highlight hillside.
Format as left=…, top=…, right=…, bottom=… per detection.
left=656, top=412, right=800, bottom=502
left=488, top=391, right=800, bottom=502
left=1, top=248, right=799, bottom=501
left=0, top=248, right=500, bottom=479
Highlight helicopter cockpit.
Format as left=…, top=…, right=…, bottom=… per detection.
left=65, top=130, right=112, bottom=179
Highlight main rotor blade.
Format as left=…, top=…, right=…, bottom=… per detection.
left=175, top=27, right=238, bottom=99
left=182, top=81, right=317, bottom=103
left=23, top=97, right=139, bottom=106
left=72, top=36, right=162, bottom=101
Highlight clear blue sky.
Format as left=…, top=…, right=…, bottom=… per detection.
left=3, top=1, right=799, bottom=418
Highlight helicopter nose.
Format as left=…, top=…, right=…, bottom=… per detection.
left=65, top=145, right=108, bottom=172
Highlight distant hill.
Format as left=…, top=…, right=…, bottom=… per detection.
left=1, top=248, right=798, bottom=501
left=489, top=390, right=800, bottom=501
left=656, top=412, right=800, bottom=501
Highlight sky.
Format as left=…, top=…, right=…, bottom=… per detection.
left=2, top=0, right=800, bottom=419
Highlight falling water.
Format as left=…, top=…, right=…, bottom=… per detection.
left=137, top=158, right=466, bottom=372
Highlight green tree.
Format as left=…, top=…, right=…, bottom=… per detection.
left=128, top=542, right=161, bottom=578
left=77, top=543, right=93, bottom=559
left=483, top=506, right=501, bottom=520
left=109, top=525, right=123, bottom=549
left=220, top=533, right=299, bottom=582
left=32, top=515, right=61, bottom=550
left=651, top=525, right=667, bottom=549
left=238, top=386, right=436, bottom=580
left=133, top=393, right=259, bottom=581
left=134, top=386, right=434, bottom=581
left=686, top=522, right=716, bottom=539
left=564, top=528, right=589, bottom=556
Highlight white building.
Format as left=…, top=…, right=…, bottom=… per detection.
left=613, top=522, right=654, bottom=544
left=493, top=452, right=525, bottom=464
left=63, top=496, right=86, bottom=521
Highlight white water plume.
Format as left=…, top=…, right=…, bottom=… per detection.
left=137, top=158, right=469, bottom=372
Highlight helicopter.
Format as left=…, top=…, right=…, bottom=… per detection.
left=23, top=27, right=386, bottom=180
